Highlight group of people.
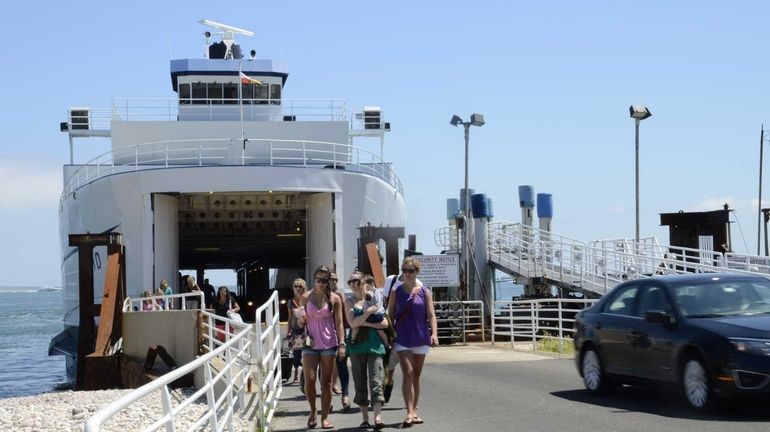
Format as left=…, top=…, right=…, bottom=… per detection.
left=287, top=258, right=438, bottom=430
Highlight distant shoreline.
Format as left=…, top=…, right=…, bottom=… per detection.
left=0, top=286, right=62, bottom=293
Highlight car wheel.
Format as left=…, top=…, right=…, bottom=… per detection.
left=582, top=347, right=609, bottom=394
left=681, top=357, right=713, bottom=411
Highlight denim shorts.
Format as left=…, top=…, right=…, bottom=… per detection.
left=302, top=347, right=338, bottom=356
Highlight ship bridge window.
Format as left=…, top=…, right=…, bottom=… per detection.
left=192, top=83, right=207, bottom=105
left=179, top=83, right=191, bottom=105
left=254, top=84, right=268, bottom=104
left=241, top=84, right=253, bottom=105
left=208, top=83, right=223, bottom=104
left=270, top=84, right=281, bottom=105
left=224, top=83, right=238, bottom=104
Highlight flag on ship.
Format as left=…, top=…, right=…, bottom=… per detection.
left=239, top=72, right=262, bottom=86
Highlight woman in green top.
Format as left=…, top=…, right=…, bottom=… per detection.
left=345, top=271, right=389, bottom=430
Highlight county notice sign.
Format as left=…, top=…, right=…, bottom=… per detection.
left=413, top=254, right=460, bottom=287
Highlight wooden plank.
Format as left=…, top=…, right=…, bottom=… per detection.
left=75, top=245, right=94, bottom=389
left=365, top=242, right=385, bottom=287
left=93, top=249, right=121, bottom=355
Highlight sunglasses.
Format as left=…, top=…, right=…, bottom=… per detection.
left=347, top=278, right=361, bottom=285
left=315, top=277, right=329, bottom=284
left=330, top=278, right=338, bottom=282
left=293, top=285, right=304, bottom=289
left=401, top=268, right=417, bottom=274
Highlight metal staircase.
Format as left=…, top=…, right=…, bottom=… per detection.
left=436, top=221, right=770, bottom=297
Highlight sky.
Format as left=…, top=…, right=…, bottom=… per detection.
left=2, top=0, right=770, bottom=287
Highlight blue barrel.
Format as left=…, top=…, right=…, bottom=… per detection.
left=537, top=193, right=553, bottom=218
left=518, top=185, right=535, bottom=208
left=486, top=197, right=494, bottom=218
left=446, top=198, right=460, bottom=219
left=471, top=193, right=490, bottom=218
left=459, top=188, right=475, bottom=211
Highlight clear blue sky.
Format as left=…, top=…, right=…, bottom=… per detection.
left=2, top=1, right=770, bottom=287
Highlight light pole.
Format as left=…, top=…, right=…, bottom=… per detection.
left=629, top=105, right=652, bottom=247
left=450, top=113, right=485, bottom=299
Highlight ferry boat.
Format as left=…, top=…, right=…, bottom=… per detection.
left=50, top=20, right=407, bottom=380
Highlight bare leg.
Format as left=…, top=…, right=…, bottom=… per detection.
left=303, top=353, right=320, bottom=425
left=398, top=350, right=416, bottom=421
left=319, top=355, right=336, bottom=427
left=411, top=354, right=427, bottom=419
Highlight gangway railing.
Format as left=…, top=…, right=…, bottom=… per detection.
left=433, top=300, right=485, bottom=344
left=436, top=221, right=770, bottom=297
left=86, top=291, right=282, bottom=432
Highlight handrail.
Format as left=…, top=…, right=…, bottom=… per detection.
left=84, top=309, right=253, bottom=431
left=62, top=138, right=403, bottom=199
left=85, top=291, right=283, bottom=432
left=123, top=291, right=205, bottom=312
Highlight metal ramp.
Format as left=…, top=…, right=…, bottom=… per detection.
left=436, top=221, right=770, bottom=297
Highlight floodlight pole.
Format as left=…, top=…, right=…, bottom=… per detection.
left=635, top=118, right=641, bottom=247
left=463, top=122, right=471, bottom=296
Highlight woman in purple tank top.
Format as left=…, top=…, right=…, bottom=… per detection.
left=297, top=265, right=346, bottom=429
left=386, top=257, right=438, bottom=428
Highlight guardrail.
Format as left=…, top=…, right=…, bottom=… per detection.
left=433, top=300, right=485, bottom=344
left=492, top=298, right=597, bottom=354
left=252, top=291, right=283, bottom=430
left=123, top=291, right=204, bottom=312
left=86, top=291, right=283, bottom=432
left=62, top=138, right=403, bottom=199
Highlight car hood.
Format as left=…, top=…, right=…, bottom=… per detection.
left=689, top=314, right=770, bottom=337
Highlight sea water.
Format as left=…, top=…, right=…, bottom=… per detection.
left=0, top=287, right=67, bottom=399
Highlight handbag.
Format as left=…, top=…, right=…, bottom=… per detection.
left=227, top=309, right=244, bottom=324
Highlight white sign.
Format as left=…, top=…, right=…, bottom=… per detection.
left=413, top=254, right=460, bottom=287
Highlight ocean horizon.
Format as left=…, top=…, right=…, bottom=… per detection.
left=0, top=287, right=68, bottom=399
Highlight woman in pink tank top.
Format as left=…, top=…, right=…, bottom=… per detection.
left=296, top=265, right=346, bottom=429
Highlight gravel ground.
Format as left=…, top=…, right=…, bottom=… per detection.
left=0, top=387, right=251, bottom=431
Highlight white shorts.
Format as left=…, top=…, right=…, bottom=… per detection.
left=393, top=343, right=430, bottom=355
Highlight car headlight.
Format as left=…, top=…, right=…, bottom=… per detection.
left=729, top=338, right=770, bottom=356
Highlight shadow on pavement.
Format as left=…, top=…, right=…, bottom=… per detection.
left=552, top=386, right=770, bottom=421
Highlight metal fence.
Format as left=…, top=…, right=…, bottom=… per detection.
left=85, top=291, right=282, bottom=432
left=491, top=298, right=597, bottom=354
left=433, top=300, right=485, bottom=344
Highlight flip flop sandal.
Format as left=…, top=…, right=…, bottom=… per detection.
left=412, top=417, right=424, bottom=424
left=374, top=420, right=386, bottom=430
left=358, top=421, right=371, bottom=429
left=322, top=419, right=334, bottom=429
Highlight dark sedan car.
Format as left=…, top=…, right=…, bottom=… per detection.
left=574, top=273, right=770, bottom=411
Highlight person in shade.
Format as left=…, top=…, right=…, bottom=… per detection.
left=287, top=278, right=307, bottom=384
left=297, top=265, right=346, bottom=430
left=387, top=257, right=438, bottom=428
left=345, top=271, right=389, bottom=430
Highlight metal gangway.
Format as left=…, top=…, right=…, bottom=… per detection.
left=437, top=221, right=770, bottom=297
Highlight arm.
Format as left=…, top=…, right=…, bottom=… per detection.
left=231, top=299, right=240, bottom=313
left=348, top=304, right=388, bottom=329
left=425, top=288, right=439, bottom=346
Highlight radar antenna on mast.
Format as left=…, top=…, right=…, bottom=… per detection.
left=198, top=19, right=254, bottom=59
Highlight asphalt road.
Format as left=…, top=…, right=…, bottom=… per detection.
left=271, top=344, right=770, bottom=432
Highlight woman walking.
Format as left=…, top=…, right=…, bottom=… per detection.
left=211, top=286, right=240, bottom=342
left=287, top=278, right=307, bottom=384
left=297, top=265, right=346, bottom=429
left=387, top=257, right=438, bottom=427
left=345, top=271, right=388, bottom=430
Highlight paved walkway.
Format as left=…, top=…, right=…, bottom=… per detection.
left=270, top=343, right=554, bottom=431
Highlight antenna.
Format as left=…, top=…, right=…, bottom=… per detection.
left=198, top=19, right=254, bottom=59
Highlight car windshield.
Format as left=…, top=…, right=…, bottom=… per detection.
left=672, top=278, right=770, bottom=318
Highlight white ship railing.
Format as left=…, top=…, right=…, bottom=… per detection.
left=433, top=300, right=485, bottom=344
left=62, top=138, right=403, bottom=198
left=123, top=291, right=204, bottom=311
left=67, top=99, right=385, bottom=128
left=435, top=221, right=770, bottom=297
left=85, top=291, right=282, bottom=432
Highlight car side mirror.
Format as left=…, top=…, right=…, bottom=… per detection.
left=644, top=310, right=673, bottom=324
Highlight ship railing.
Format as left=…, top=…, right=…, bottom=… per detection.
left=251, top=289, right=283, bottom=430
left=85, top=307, right=255, bottom=431
left=62, top=138, right=403, bottom=198
left=433, top=300, right=485, bottom=344
left=481, top=221, right=770, bottom=296
left=122, top=291, right=205, bottom=312
left=491, top=298, right=598, bottom=354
